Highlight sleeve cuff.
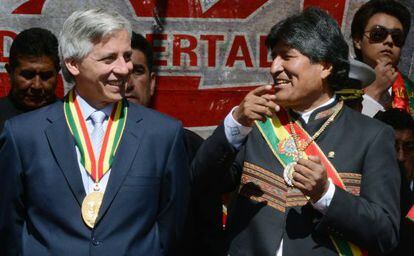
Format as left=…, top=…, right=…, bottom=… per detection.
left=312, top=178, right=336, bottom=214
left=361, top=94, right=385, bottom=117
left=223, top=106, right=252, bottom=149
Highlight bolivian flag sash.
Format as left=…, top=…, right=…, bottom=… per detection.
left=255, top=107, right=368, bottom=256
left=64, top=90, right=127, bottom=182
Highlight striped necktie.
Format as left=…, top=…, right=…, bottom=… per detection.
left=90, top=111, right=107, bottom=158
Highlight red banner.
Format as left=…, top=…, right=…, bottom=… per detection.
left=0, top=0, right=372, bottom=128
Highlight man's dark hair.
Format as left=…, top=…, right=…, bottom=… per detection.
left=131, top=32, right=154, bottom=73
left=8, top=27, right=60, bottom=72
left=351, top=0, right=411, bottom=60
left=375, top=108, right=414, bottom=132
left=265, top=7, right=349, bottom=91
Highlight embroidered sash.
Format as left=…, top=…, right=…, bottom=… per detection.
left=255, top=106, right=368, bottom=256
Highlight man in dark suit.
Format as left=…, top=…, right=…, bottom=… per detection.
left=0, top=27, right=60, bottom=132
left=0, top=9, right=190, bottom=255
left=195, top=7, right=400, bottom=255
left=376, top=109, right=414, bottom=255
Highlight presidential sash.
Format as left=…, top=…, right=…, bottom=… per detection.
left=256, top=105, right=368, bottom=256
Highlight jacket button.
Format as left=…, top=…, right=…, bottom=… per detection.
left=92, top=237, right=101, bottom=246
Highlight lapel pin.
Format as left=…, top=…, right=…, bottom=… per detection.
left=328, top=151, right=335, bottom=158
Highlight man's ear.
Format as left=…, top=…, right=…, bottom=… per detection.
left=64, top=58, right=80, bottom=76
left=149, top=72, right=156, bottom=97
left=353, top=37, right=362, bottom=51
left=320, top=62, right=333, bottom=80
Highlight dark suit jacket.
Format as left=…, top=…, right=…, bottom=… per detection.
left=389, top=168, right=414, bottom=256
left=0, top=95, right=24, bottom=132
left=0, top=94, right=58, bottom=133
left=180, top=129, right=227, bottom=256
left=0, top=100, right=190, bottom=256
left=195, top=102, right=401, bottom=256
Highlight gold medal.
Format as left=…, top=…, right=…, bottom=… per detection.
left=81, top=191, right=104, bottom=228
left=283, top=162, right=296, bottom=187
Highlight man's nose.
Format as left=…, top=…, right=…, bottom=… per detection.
left=383, top=33, right=394, bottom=46
left=113, top=58, right=132, bottom=76
left=126, top=77, right=134, bottom=91
left=397, top=147, right=406, bottom=162
left=31, top=75, right=42, bottom=89
left=270, top=56, right=283, bottom=75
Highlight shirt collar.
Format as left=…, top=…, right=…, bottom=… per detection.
left=75, top=91, right=114, bottom=121
left=293, top=94, right=336, bottom=124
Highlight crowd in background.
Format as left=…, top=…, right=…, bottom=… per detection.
left=0, top=0, right=413, bottom=255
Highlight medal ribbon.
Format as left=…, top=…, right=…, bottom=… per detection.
left=392, top=72, right=411, bottom=114
left=256, top=105, right=368, bottom=256
left=64, top=90, right=127, bottom=182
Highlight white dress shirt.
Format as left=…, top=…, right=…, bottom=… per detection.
left=75, top=94, right=114, bottom=194
left=361, top=87, right=392, bottom=117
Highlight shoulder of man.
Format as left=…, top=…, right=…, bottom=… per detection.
left=128, top=102, right=183, bottom=131
left=4, top=100, right=63, bottom=134
left=0, top=96, right=16, bottom=111
left=401, top=73, right=414, bottom=93
left=342, top=106, right=394, bottom=139
left=401, top=73, right=414, bottom=85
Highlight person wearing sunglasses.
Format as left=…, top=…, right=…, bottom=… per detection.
left=351, top=0, right=413, bottom=118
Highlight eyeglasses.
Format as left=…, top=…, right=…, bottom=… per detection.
left=395, top=140, right=414, bottom=153
left=364, top=25, right=405, bottom=48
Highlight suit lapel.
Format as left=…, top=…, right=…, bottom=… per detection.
left=45, top=102, right=86, bottom=206
left=96, top=104, right=144, bottom=224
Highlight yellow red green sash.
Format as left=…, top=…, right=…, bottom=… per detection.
left=64, top=90, right=127, bottom=182
left=255, top=106, right=368, bottom=256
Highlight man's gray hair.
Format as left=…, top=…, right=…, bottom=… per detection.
left=59, top=8, right=132, bottom=83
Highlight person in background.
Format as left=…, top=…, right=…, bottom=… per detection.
left=125, top=32, right=156, bottom=108
left=351, top=0, right=413, bottom=117
left=375, top=109, right=414, bottom=255
left=126, top=32, right=224, bottom=256
left=0, top=9, right=190, bottom=255
left=0, top=27, right=60, bottom=131
left=125, top=32, right=204, bottom=160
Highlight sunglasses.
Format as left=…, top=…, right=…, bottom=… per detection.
left=364, top=25, right=405, bottom=47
